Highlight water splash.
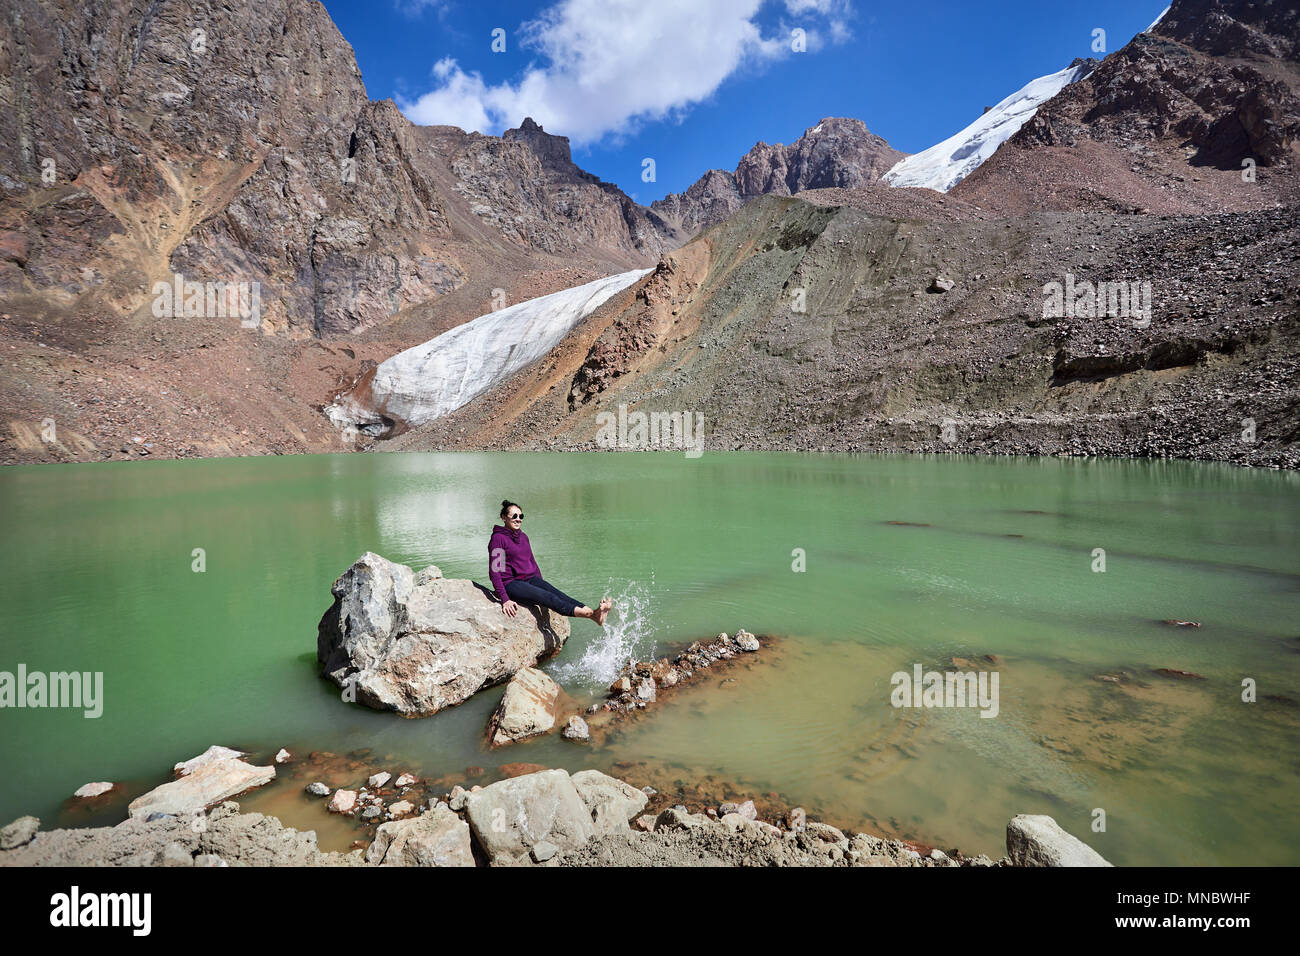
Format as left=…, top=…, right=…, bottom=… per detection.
left=552, top=579, right=656, bottom=691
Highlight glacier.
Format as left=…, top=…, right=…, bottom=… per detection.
left=327, top=267, right=652, bottom=434
left=883, top=60, right=1095, bottom=193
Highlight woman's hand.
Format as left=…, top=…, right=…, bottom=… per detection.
left=501, top=600, right=519, bottom=618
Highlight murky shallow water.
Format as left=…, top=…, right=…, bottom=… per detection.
left=1, top=452, right=1297, bottom=864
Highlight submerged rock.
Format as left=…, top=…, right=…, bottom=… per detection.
left=317, top=552, right=570, bottom=717
left=366, top=805, right=474, bottom=867
left=73, top=782, right=115, bottom=799
left=128, top=752, right=275, bottom=820
left=1006, top=814, right=1111, bottom=867
left=486, top=667, right=562, bottom=747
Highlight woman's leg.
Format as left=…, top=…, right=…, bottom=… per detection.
left=536, top=578, right=612, bottom=627
left=505, top=577, right=579, bottom=616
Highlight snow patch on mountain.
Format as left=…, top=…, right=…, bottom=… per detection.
left=883, top=61, right=1095, bottom=193
left=327, top=268, right=652, bottom=433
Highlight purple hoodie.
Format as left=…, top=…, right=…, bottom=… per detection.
left=488, top=524, right=541, bottom=603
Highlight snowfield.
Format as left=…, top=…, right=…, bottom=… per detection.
left=883, top=61, right=1094, bottom=193
left=327, top=268, right=652, bottom=432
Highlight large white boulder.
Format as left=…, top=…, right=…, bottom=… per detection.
left=1006, top=814, right=1112, bottom=867
left=486, top=667, right=562, bottom=747
left=128, top=752, right=275, bottom=820
left=317, top=553, right=569, bottom=717
left=463, top=769, right=594, bottom=864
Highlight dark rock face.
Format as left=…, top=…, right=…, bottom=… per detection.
left=955, top=0, right=1300, bottom=214
left=652, top=118, right=904, bottom=236
left=0, top=0, right=680, bottom=338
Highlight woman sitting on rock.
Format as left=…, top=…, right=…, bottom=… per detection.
left=489, top=499, right=612, bottom=626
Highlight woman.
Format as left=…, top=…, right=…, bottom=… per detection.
left=489, top=500, right=611, bottom=626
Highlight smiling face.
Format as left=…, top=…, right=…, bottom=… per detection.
left=505, top=506, right=523, bottom=529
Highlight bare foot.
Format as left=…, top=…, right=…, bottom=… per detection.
left=594, top=596, right=612, bottom=627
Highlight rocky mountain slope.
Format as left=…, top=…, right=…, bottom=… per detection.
left=0, top=0, right=684, bottom=463
left=388, top=192, right=1299, bottom=468
left=651, top=117, right=904, bottom=237
left=953, top=0, right=1300, bottom=215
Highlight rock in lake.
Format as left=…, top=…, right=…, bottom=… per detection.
left=73, top=782, right=115, bottom=799
left=486, top=667, right=562, bottom=747
left=174, top=745, right=245, bottom=776
left=1006, top=814, right=1112, bottom=867
left=561, top=714, right=590, bottom=741
left=129, top=751, right=275, bottom=820
left=317, top=552, right=570, bottom=717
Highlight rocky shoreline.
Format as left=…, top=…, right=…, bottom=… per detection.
left=0, top=746, right=1109, bottom=867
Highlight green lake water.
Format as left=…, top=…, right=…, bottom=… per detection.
left=1, top=451, right=1297, bottom=865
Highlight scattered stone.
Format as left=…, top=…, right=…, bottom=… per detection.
left=327, top=789, right=357, bottom=814
left=387, top=800, right=414, bottom=819
left=193, top=854, right=228, bottom=867
left=610, top=676, right=632, bottom=694
left=635, top=677, right=657, bottom=702
left=1160, top=619, right=1201, bottom=628
left=395, top=773, right=417, bottom=787
left=361, top=806, right=382, bottom=820
left=785, top=807, right=807, bottom=832
left=734, top=629, right=760, bottom=651
left=448, top=786, right=468, bottom=812
left=929, top=275, right=955, bottom=293
left=561, top=714, right=590, bottom=741
left=1, top=816, right=39, bottom=850
left=571, top=770, right=649, bottom=835
left=305, top=782, right=330, bottom=797
left=1006, top=814, right=1112, bottom=867
left=274, top=748, right=291, bottom=764
left=366, top=804, right=475, bottom=867
left=531, top=841, right=558, bottom=863
left=719, top=800, right=757, bottom=821
left=368, top=771, right=392, bottom=789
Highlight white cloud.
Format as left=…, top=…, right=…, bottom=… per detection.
left=397, top=0, right=851, bottom=144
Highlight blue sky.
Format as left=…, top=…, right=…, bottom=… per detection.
left=320, top=0, right=1168, bottom=202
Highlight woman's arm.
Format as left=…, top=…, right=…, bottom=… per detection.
left=488, top=534, right=510, bottom=604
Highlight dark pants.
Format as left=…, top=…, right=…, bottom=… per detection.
left=505, top=576, right=583, bottom=617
